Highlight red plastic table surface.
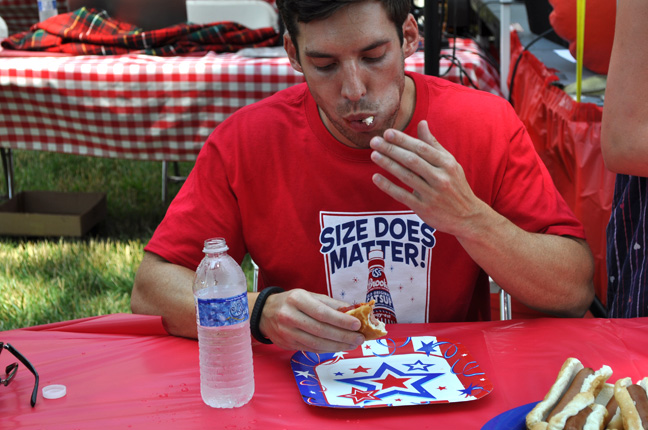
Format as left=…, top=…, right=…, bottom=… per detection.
left=0, top=38, right=501, bottom=162
left=1, top=313, right=647, bottom=429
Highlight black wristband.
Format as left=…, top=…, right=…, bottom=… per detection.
left=250, top=286, right=284, bottom=344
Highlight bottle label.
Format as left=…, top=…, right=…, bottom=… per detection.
left=38, top=0, right=57, bottom=11
left=196, top=291, right=249, bottom=327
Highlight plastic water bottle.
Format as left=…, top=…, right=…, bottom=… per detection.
left=0, top=16, right=8, bottom=40
left=193, top=238, right=254, bottom=408
left=37, top=0, right=58, bottom=22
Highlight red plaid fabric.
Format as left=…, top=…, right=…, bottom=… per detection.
left=2, top=7, right=279, bottom=55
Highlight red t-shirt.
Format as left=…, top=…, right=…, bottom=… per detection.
left=146, top=72, right=585, bottom=322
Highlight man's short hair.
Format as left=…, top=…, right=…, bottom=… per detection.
left=276, top=0, right=412, bottom=58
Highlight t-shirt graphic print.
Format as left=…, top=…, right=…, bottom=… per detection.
left=319, top=211, right=437, bottom=324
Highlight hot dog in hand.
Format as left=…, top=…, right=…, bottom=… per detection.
left=338, top=300, right=387, bottom=341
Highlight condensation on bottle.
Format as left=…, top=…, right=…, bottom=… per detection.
left=37, top=0, right=58, bottom=22
left=193, top=238, right=254, bottom=408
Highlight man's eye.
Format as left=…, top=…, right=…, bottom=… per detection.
left=314, top=63, right=336, bottom=72
left=364, top=55, right=385, bottom=63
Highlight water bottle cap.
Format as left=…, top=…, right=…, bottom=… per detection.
left=42, top=384, right=67, bottom=400
left=203, top=237, right=229, bottom=253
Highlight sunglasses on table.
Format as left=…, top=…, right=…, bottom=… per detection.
left=1, top=342, right=39, bottom=407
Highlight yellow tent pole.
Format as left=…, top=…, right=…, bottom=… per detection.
left=576, top=0, right=586, bottom=102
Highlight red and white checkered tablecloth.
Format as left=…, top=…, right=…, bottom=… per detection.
left=0, top=38, right=501, bottom=162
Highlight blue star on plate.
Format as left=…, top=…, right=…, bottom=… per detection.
left=458, top=382, right=483, bottom=397
left=403, top=360, right=434, bottom=372
left=416, top=340, right=441, bottom=356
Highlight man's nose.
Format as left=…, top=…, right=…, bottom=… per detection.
left=340, top=64, right=366, bottom=102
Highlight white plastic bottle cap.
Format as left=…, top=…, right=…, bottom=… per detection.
left=42, top=384, right=67, bottom=399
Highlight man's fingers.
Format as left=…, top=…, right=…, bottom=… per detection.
left=373, top=121, right=447, bottom=166
left=260, top=289, right=365, bottom=352
left=311, top=294, right=362, bottom=332
left=372, top=171, right=421, bottom=209
left=278, top=321, right=365, bottom=353
left=417, top=120, right=440, bottom=148
left=371, top=148, right=428, bottom=193
left=286, top=291, right=361, bottom=333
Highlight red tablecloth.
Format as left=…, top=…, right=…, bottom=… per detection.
left=1, top=313, right=647, bottom=429
left=0, top=38, right=501, bottom=162
left=508, top=30, right=615, bottom=313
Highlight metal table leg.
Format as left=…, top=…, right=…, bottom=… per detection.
left=1, top=148, right=14, bottom=200
left=499, top=288, right=512, bottom=320
left=161, top=160, right=169, bottom=203
left=161, top=161, right=187, bottom=203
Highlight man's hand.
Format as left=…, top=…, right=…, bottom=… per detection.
left=369, top=120, right=488, bottom=239
left=368, top=120, right=594, bottom=318
left=258, top=289, right=365, bottom=353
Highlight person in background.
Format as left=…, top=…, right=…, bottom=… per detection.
left=131, top=0, right=594, bottom=352
left=601, top=0, right=648, bottom=317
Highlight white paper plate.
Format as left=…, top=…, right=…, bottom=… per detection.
left=290, top=336, right=493, bottom=408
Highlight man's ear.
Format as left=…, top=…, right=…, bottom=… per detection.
left=402, top=14, right=420, bottom=58
left=284, top=34, right=303, bottom=73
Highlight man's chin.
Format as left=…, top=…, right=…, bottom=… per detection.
left=326, top=116, right=383, bottom=148
left=339, top=134, right=374, bottom=149
left=336, top=126, right=384, bottom=149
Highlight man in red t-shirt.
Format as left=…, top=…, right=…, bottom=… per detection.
left=131, top=0, right=594, bottom=353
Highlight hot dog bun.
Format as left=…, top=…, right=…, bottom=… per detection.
left=340, top=300, right=387, bottom=341
left=526, top=357, right=613, bottom=430
left=614, top=377, right=648, bottom=430
left=599, top=383, right=624, bottom=430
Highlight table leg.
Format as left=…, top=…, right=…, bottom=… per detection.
left=161, top=161, right=169, bottom=203
left=499, top=0, right=513, bottom=99
left=161, top=161, right=187, bottom=204
left=499, top=287, right=512, bottom=320
left=1, top=148, right=14, bottom=200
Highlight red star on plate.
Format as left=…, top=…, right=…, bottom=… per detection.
left=437, top=386, right=447, bottom=391
left=338, top=387, right=382, bottom=405
left=351, top=365, right=371, bottom=374
left=372, top=374, right=410, bottom=389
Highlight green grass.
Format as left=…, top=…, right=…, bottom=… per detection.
left=0, top=150, right=254, bottom=331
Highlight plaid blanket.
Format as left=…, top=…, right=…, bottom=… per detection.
left=1, top=7, right=279, bottom=55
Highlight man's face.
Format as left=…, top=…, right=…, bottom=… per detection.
left=285, top=2, right=419, bottom=149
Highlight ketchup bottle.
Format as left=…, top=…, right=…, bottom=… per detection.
left=365, top=248, right=397, bottom=324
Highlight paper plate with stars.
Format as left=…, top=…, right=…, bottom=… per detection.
left=290, top=336, right=493, bottom=408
